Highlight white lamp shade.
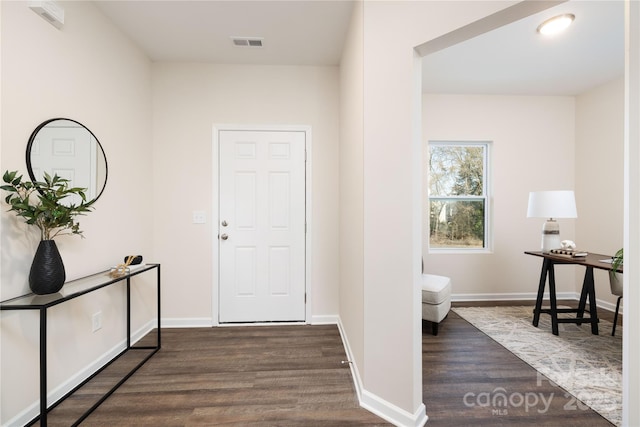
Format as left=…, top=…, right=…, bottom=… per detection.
left=527, top=191, right=577, bottom=219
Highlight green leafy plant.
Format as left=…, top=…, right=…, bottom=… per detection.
left=610, top=247, right=623, bottom=277
left=1, top=170, right=94, bottom=240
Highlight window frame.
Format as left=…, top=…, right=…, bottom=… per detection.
left=427, top=140, right=492, bottom=253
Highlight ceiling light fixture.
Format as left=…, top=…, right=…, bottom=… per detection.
left=536, top=13, right=575, bottom=36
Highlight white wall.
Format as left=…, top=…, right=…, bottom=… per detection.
left=575, top=76, right=625, bottom=308
left=421, top=79, right=626, bottom=310
left=151, top=63, right=340, bottom=324
left=0, top=1, right=153, bottom=424
left=339, top=0, right=365, bottom=388
left=359, top=1, right=518, bottom=423
left=422, top=94, right=577, bottom=298
left=420, top=77, right=624, bottom=307
left=623, top=3, right=640, bottom=423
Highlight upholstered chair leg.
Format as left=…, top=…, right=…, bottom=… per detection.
left=432, top=322, right=439, bottom=336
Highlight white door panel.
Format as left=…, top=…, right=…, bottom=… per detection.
left=30, top=124, right=96, bottom=206
left=219, top=130, right=306, bottom=322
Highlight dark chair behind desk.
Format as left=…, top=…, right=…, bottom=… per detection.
left=609, top=272, right=623, bottom=336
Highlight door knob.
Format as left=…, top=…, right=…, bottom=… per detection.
left=220, top=233, right=229, bottom=240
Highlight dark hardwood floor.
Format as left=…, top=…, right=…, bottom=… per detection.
left=422, top=302, right=615, bottom=426
left=45, top=325, right=388, bottom=426
left=41, top=301, right=618, bottom=426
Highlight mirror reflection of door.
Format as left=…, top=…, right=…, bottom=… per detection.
left=29, top=120, right=98, bottom=205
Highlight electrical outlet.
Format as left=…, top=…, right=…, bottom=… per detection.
left=92, top=311, right=102, bottom=332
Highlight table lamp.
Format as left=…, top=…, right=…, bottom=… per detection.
left=527, top=190, right=577, bottom=252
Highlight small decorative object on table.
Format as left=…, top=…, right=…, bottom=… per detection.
left=124, top=255, right=143, bottom=265
left=549, top=248, right=588, bottom=258
left=109, top=255, right=144, bottom=278
left=547, top=240, right=587, bottom=258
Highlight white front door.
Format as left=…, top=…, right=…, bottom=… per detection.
left=218, top=130, right=306, bottom=322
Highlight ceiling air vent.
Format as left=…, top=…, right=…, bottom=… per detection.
left=231, top=37, right=264, bottom=48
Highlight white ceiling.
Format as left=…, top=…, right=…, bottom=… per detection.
left=94, top=0, right=624, bottom=96
left=94, top=0, right=354, bottom=66
left=422, top=1, right=624, bottom=96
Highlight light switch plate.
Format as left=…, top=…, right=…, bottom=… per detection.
left=192, top=210, right=206, bottom=224
left=92, top=311, right=102, bottom=332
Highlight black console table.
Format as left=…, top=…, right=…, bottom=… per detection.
left=0, top=263, right=161, bottom=426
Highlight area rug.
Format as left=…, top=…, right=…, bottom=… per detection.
left=452, top=306, right=622, bottom=426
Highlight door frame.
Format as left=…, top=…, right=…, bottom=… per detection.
left=211, top=124, right=312, bottom=326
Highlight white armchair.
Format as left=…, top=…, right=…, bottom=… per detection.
left=421, top=274, right=452, bottom=336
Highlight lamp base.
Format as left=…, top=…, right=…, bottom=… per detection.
left=541, top=219, right=561, bottom=252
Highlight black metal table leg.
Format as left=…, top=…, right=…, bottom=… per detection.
left=157, top=265, right=161, bottom=348
left=40, top=308, right=47, bottom=426
left=126, top=277, right=131, bottom=349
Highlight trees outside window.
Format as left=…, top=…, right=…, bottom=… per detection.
left=428, top=141, right=490, bottom=250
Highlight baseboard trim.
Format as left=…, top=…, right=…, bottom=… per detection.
left=452, top=292, right=622, bottom=314
left=161, top=317, right=213, bottom=328
left=336, top=317, right=427, bottom=427
left=360, top=390, right=427, bottom=427
left=596, top=298, right=621, bottom=314
left=311, top=314, right=340, bottom=324
left=452, top=291, right=578, bottom=302
left=336, top=317, right=363, bottom=401
left=161, top=316, right=341, bottom=328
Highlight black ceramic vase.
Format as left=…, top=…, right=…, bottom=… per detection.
left=29, top=240, right=66, bottom=295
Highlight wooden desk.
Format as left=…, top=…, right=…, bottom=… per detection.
left=524, top=251, right=621, bottom=336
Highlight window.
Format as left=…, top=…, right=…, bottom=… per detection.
left=428, top=141, right=490, bottom=251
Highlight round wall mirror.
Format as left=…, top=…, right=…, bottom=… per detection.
left=26, top=118, right=108, bottom=206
